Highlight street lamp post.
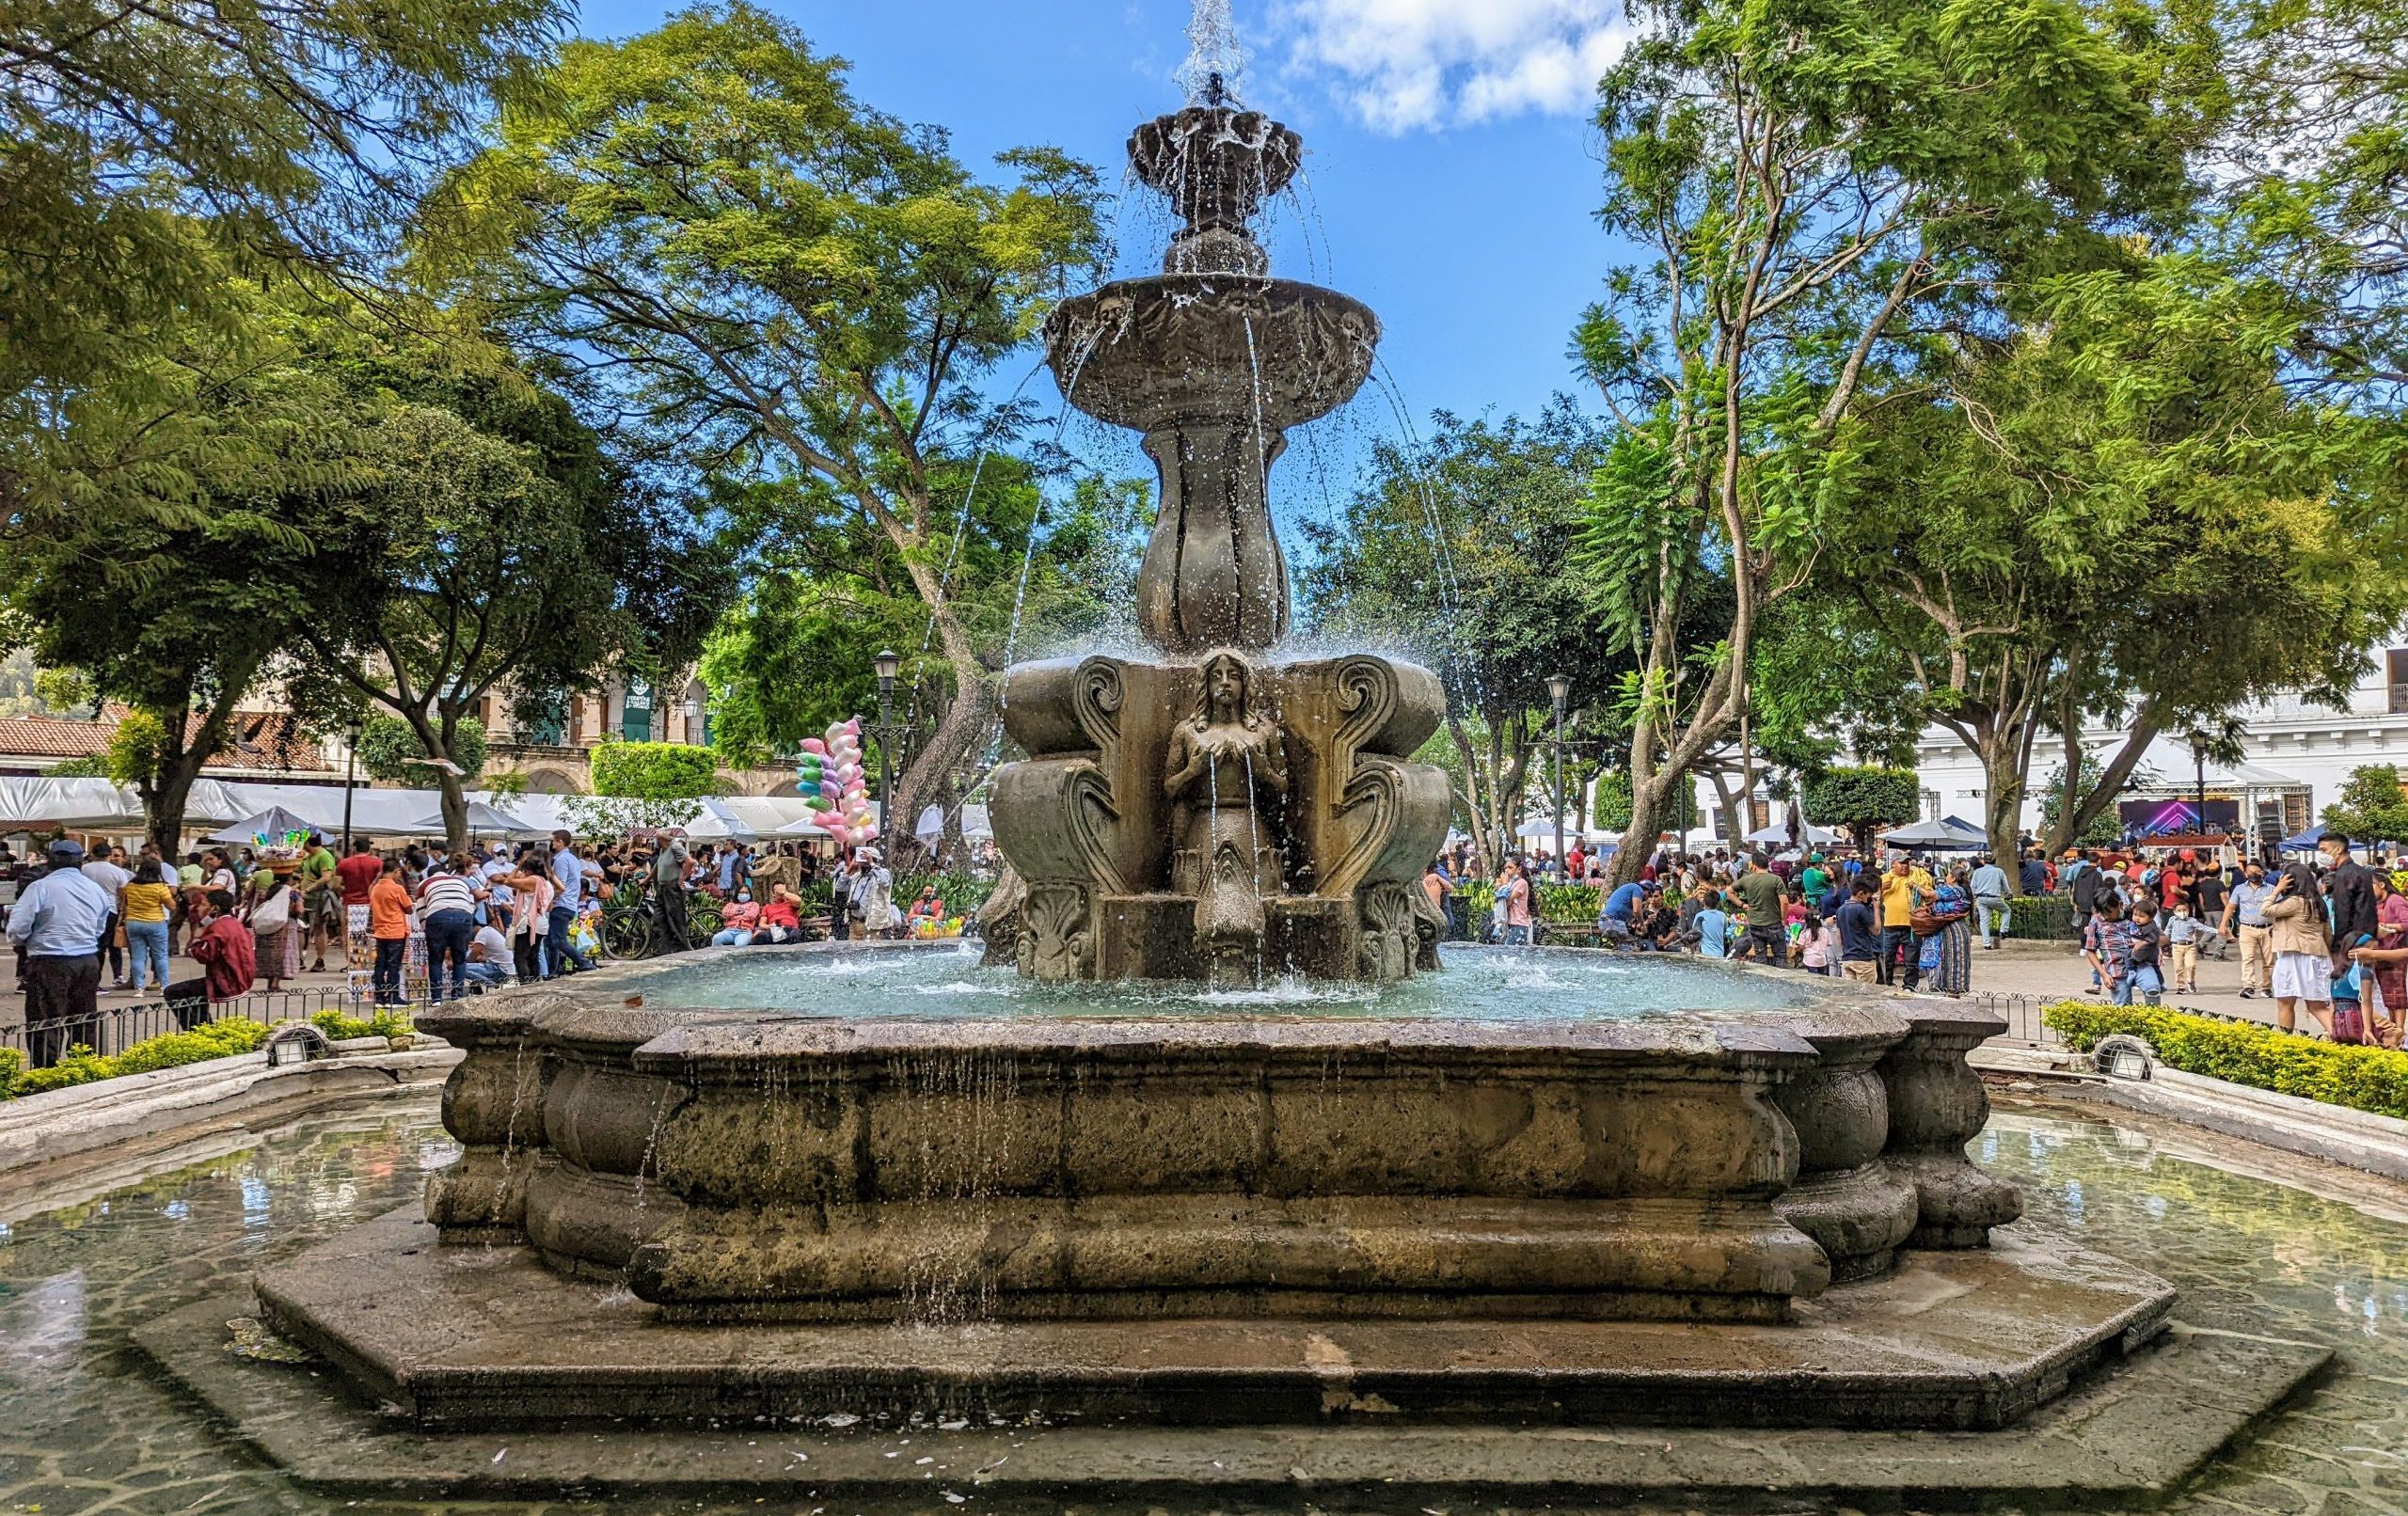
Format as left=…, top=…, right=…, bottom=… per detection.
left=2188, top=729, right=2210, bottom=841
left=874, top=650, right=900, bottom=847
left=340, top=715, right=363, bottom=853
left=1546, top=673, right=1571, bottom=878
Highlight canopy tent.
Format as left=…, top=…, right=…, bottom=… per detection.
left=404, top=801, right=543, bottom=840
left=0, top=777, right=146, bottom=830
left=912, top=803, right=993, bottom=843
left=1880, top=815, right=1988, bottom=849
left=2279, top=823, right=2327, bottom=852
left=1744, top=823, right=1845, bottom=847
left=205, top=805, right=326, bottom=845
left=777, top=801, right=884, bottom=840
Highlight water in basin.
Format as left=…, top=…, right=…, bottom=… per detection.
left=626, top=941, right=1817, bottom=1019
left=0, top=1098, right=2400, bottom=1514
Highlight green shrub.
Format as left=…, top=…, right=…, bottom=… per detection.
left=1, top=1018, right=273, bottom=1099
left=1536, top=883, right=1601, bottom=924
left=2041, top=1001, right=2408, bottom=1120
left=309, top=1008, right=415, bottom=1042
left=2006, top=894, right=2083, bottom=941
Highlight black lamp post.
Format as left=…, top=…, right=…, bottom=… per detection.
left=340, top=715, right=364, bottom=852
left=874, top=650, right=900, bottom=845
left=2187, top=729, right=2210, bottom=839
left=1546, top=673, right=1572, bottom=876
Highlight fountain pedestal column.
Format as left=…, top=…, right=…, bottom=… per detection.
left=985, top=101, right=1451, bottom=984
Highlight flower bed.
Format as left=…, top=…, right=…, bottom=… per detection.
left=2042, top=1001, right=2408, bottom=1120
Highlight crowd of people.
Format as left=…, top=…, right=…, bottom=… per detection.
left=1417, top=829, right=2408, bottom=1046
left=1418, top=841, right=2001, bottom=996
left=2, top=826, right=938, bottom=1069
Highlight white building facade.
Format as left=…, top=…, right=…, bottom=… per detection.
left=1908, top=647, right=2408, bottom=847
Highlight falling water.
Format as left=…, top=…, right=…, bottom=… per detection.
left=1242, top=748, right=1267, bottom=986
left=1176, top=0, right=1245, bottom=105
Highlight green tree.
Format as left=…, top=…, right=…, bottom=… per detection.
left=1576, top=0, right=2212, bottom=886
left=1832, top=255, right=2408, bottom=863
left=590, top=741, right=721, bottom=800
left=2322, top=766, right=2408, bottom=845
left=3, top=0, right=561, bottom=532
left=287, top=320, right=731, bottom=853
left=0, top=290, right=380, bottom=853
left=417, top=1, right=1107, bottom=866
left=354, top=714, right=488, bottom=787
left=1591, top=766, right=1699, bottom=839
left=1301, top=403, right=1620, bottom=872
left=1801, top=767, right=1921, bottom=858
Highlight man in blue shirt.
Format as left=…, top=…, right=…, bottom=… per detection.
left=7, top=839, right=111, bottom=1066
left=1835, top=878, right=1881, bottom=982
left=1969, top=855, right=2012, bottom=949
left=1600, top=879, right=1645, bottom=944
left=547, top=830, right=596, bottom=976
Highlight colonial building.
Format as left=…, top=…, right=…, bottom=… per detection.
left=474, top=673, right=797, bottom=798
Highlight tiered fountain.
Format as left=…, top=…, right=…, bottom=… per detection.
left=129, top=24, right=2328, bottom=1507
left=981, top=72, right=1452, bottom=988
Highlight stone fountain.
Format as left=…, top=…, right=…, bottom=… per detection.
left=125, top=40, right=2335, bottom=1510
left=984, top=80, right=1452, bottom=988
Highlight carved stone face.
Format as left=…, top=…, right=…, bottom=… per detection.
left=1203, top=655, right=1247, bottom=723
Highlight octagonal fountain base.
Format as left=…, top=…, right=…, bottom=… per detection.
left=126, top=943, right=2333, bottom=1505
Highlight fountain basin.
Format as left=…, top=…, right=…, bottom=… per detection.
left=416, top=945, right=2016, bottom=1329
left=1044, top=274, right=1378, bottom=433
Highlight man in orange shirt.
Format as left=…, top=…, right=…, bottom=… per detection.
left=369, top=860, right=413, bottom=1006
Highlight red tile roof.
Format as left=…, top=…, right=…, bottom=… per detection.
left=0, top=710, right=332, bottom=773
left=0, top=717, right=109, bottom=759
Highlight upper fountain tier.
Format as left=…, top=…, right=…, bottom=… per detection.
left=1042, top=102, right=1379, bottom=652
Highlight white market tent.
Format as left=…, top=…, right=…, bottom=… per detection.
left=0, top=776, right=146, bottom=829
left=1744, top=822, right=1846, bottom=847
left=0, top=775, right=830, bottom=845
left=403, top=801, right=544, bottom=840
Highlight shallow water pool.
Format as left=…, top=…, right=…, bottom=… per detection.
left=0, top=1093, right=2403, bottom=1514
left=628, top=941, right=1815, bottom=1019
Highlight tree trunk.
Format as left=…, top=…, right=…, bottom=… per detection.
left=1706, top=768, right=1745, bottom=856
left=1974, top=724, right=2036, bottom=867
left=1611, top=766, right=1684, bottom=886
left=886, top=676, right=990, bottom=874
left=2046, top=704, right=2164, bottom=857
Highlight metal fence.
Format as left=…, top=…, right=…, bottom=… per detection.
left=2, top=984, right=375, bottom=1060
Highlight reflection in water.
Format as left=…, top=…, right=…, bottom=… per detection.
left=0, top=1097, right=2401, bottom=1514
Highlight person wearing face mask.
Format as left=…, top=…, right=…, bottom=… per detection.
left=2225, top=861, right=2275, bottom=997
left=2320, top=832, right=2379, bottom=977
left=712, top=887, right=763, bottom=947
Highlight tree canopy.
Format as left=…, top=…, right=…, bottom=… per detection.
left=415, top=1, right=1108, bottom=865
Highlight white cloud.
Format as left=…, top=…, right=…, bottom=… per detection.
left=1272, top=0, right=1633, bottom=133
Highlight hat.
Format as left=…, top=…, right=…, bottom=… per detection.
left=45, top=837, right=85, bottom=863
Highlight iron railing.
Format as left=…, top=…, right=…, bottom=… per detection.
left=2, top=984, right=378, bottom=1060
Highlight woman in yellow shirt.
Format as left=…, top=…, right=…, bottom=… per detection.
left=119, top=860, right=177, bottom=997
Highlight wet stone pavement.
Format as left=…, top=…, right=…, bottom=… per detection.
left=0, top=1093, right=2404, bottom=1516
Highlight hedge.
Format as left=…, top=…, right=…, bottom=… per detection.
left=2005, top=894, right=2083, bottom=941
left=0, top=1010, right=416, bottom=1101
left=1, top=1019, right=273, bottom=1100
left=309, top=1008, right=417, bottom=1042
left=2041, top=1001, right=2408, bottom=1121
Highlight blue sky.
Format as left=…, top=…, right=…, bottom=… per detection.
left=569, top=0, right=1634, bottom=445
